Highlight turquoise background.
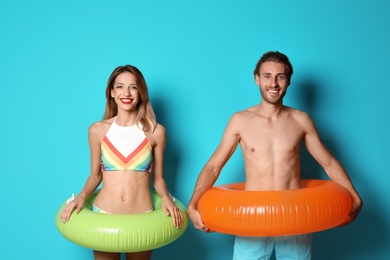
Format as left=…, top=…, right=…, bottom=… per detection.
left=1, top=0, right=389, bottom=259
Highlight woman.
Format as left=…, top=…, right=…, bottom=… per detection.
left=60, top=65, right=183, bottom=260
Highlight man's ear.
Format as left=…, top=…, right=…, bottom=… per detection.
left=255, top=74, right=260, bottom=86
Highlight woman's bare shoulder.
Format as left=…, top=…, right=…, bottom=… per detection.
left=154, top=123, right=166, bottom=132
left=89, top=118, right=113, bottom=137
left=144, top=122, right=165, bottom=147
left=152, top=123, right=166, bottom=140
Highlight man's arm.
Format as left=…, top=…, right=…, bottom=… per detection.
left=301, top=112, right=363, bottom=222
left=187, top=113, right=241, bottom=231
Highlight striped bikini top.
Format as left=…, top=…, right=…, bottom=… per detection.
left=100, top=119, right=153, bottom=172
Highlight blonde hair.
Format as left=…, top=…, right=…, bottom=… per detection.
left=102, top=65, right=156, bottom=133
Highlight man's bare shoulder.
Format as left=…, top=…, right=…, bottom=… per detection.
left=284, top=106, right=314, bottom=125
left=227, top=110, right=251, bottom=126
left=233, top=107, right=259, bottom=119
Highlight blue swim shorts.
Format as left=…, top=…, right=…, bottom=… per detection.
left=233, top=234, right=312, bottom=260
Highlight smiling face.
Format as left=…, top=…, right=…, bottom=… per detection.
left=110, top=71, right=140, bottom=112
left=255, top=61, right=290, bottom=105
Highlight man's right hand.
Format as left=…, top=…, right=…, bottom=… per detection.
left=187, top=206, right=212, bottom=232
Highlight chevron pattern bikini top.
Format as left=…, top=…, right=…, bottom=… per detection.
left=100, top=119, right=153, bottom=172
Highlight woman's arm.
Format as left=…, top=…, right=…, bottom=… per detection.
left=150, top=124, right=183, bottom=227
left=60, top=122, right=104, bottom=222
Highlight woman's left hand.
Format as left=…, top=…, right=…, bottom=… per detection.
left=162, top=196, right=183, bottom=228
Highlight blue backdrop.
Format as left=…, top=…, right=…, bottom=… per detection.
left=1, top=0, right=389, bottom=259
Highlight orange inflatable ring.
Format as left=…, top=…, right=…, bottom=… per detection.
left=198, top=179, right=352, bottom=236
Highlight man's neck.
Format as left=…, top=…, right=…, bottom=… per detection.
left=257, top=101, right=285, bottom=118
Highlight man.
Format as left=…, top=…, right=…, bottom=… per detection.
left=187, top=51, right=362, bottom=259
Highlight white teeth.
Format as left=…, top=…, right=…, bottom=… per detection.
left=268, top=90, right=278, bottom=93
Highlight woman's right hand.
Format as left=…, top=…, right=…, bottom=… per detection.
left=60, top=196, right=85, bottom=223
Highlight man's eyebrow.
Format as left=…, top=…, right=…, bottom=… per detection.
left=261, top=72, right=286, bottom=76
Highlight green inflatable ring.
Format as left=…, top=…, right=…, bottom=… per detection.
left=55, top=189, right=188, bottom=252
